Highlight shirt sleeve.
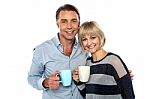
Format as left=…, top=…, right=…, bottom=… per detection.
left=27, top=46, right=47, bottom=90
left=37, top=78, right=48, bottom=90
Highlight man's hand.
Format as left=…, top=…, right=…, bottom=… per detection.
left=43, top=71, right=60, bottom=90
left=129, top=70, right=134, bottom=80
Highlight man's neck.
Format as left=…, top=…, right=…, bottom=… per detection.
left=59, top=35, right=75, bottom=56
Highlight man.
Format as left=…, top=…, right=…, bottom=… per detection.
left=27, top=4, right=88, bottom=99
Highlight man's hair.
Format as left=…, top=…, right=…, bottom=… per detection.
left=56, top=4, right=80, bottom=21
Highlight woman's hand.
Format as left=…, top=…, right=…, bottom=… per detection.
left=72, top=68, right=79, bottom=83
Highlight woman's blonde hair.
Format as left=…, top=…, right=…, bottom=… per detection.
left=78, top=21, right=106, bottom=50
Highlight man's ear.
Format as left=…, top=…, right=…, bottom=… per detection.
left=57, top=23, right=59, bottom=28
left=56, top=21, right=59, bottom=28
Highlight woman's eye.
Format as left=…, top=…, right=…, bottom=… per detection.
left=91, top=36, right=96, bottom=39
left=82, top=38, right=86, bottom=41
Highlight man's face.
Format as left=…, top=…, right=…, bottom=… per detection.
left=57, top=11, right=80, bottom=40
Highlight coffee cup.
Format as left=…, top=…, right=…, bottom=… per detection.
left=59, top=70, right=72, bottom=86
left=78, top=66, right=90, bottom=82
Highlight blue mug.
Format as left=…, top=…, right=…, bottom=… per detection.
left=60, top=70, right=72, bottom=86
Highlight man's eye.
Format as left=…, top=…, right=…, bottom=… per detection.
left=71, top=19, right=78, bottom=23
left=61, top=20, right=67, bottom=23
left=72, top=20, right=77, bottom=23
left=61, top=21, right=66, bottom=23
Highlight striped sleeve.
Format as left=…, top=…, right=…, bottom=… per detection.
left=111, top=54, right=135, bottom=99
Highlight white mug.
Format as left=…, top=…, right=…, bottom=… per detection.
left=78, top=66, right=90, bottom=82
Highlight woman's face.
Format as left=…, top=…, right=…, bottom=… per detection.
left=81, top=34, right=101, bottom=54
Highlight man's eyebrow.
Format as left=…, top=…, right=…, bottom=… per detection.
left=72, top=19, right=78, bottom=20
left=60, top=19, right=67, bottom=20
left=61, top=18, right=77, bottom=20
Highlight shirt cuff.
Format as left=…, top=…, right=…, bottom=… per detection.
left=37, top=78, right=48, bottom=90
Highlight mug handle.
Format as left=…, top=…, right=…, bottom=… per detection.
left=55, top=74, right=62, bottom=82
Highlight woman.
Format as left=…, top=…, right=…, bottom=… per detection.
left=73, top=21, right=135, bottom=99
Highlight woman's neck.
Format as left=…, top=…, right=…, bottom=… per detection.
left=92, top=49, right=108, bottom=62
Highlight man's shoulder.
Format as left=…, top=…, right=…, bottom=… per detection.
left=33, top=38, right=55, bottom=51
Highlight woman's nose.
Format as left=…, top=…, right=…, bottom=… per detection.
left=87, top=39, right=92, bottom=45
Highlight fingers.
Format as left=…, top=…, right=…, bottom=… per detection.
left=128, top=69, right=134, bottom=80
left=72, top=69, right=79, bottom=77
left=73, top=68, right=79, bottom=74
left=72, top=69, right=79, bottom=82
left=48, top=77, right=60, bottom=90
left=48, top=72, right=61, bottom=90
left=128, top=70, right=132, bottom=73
left=49, top=82, right=59, bottom=90
left=130, top=73, right=134, bottom=80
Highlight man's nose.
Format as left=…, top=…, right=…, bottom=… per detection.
left=67, top=22, right=72, bottom=29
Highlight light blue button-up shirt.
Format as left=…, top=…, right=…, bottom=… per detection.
left=27, top=34, right=88, bottom=99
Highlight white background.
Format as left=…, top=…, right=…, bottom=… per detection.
left=0, top=0, right=149, bottom=99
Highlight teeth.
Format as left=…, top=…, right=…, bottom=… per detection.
left=89, top=46, right=94, bottom=49
left=88, top=45, right=95, bottom=49
left=66, top=30, right=73, bottom=33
